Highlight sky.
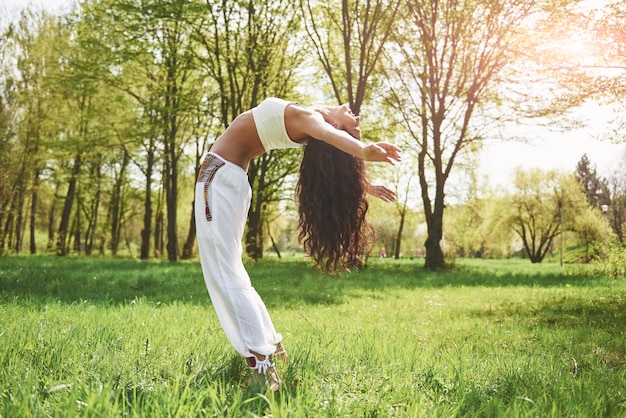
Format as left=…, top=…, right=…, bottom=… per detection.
left=2, top=0, right=74, bottom=14
left=479, top=104, right=626, bottom=188
left=3, top=0, right=626, bottom=187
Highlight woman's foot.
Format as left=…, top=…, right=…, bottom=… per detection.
left=274, top=342, right=288, bottom=364
left=247, top=354, right=282, bottom=391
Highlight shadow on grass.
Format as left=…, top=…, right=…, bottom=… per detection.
left=0, top=255, right=613, bottom=307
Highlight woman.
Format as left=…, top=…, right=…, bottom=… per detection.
left=195, top=98, right=401, bottom=391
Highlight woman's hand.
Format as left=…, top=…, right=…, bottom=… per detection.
left=363, top=142, right=402, bottom=165
left=367, top=184, right=397, bottom=202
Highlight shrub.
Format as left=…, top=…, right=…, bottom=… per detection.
left=591, top=242, right=626, bottom=279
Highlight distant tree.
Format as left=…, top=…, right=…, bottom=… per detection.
left=506, top=168, right=589, bottom=263
left=75, top=0, right=207, bottom=261
left=606, top=151, right=626, bottom=242
left=0, top=9, right=61, bottom=255
left=574, top=206, right=609, bottom=259
left=446, top=201, right=487, bottom=259
left=575, top=153, right=609, bottom=209
left=0, top=9, right=112, bottom=258
left=443, top=152, right=494, bottom=259
left=478, top=195, right=516, bottom=259
left=368, top=153, right=418, bottom=260
left=367, top=191, right=421, bottom=260
left=392, top=173, right=413, bottom=260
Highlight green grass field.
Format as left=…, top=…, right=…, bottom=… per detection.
left=1, top=256, right=625, bottom=417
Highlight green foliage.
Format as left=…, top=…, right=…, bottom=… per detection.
left=576, top=154, right=610, bottom=209
left=591, top=242, right=626, bottom=280
left=445, top=199, right=491, bottom=259
left=1, top=256, right=625, bottom=416
left=504, top=168, right=590, bottom=263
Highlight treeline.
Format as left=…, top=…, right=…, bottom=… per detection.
left=0, top=0, right=313, bottom=260
left=369, top=152, right=626, bottom=265
left=1, top=0, right=624, bottom=266
left=444, top=155, right=625, bottom=264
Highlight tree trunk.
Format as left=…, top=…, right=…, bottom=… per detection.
left=72, top=202, right=82, bottom=254
left=57, top=153, right=82, bottom=256
left=29, top=171, right=39, bottom=254
left=14, top=180, right=25, bottom=254
left=0, top=206, right=6, bottom=255
left=85, top=157, right=101, bottom=255
left=181, top=146, right=202, bottom=261
left=2, top=209, right=14, bottom=253
left=419, top=128, right=446, bottom=270
left=267, top=221, right=281, bottom=258
left=164, top=118, right=179, bottom=262
left=155, top=210, right=164, bottom=258
left=47, top=183, right=59, bottom=252
left=2, top=192, right=17, bottom=252
left=394, top=211, right=405, bottom=259
left=181, top=199, right=196, bottom=260
left=4, top=162, right=27, bottom=253
left=165, top=163, right=178, bottom=261
left=245, top=156, right=269, bottom=260
left=110, top=151, right=129, bottom=256
left=140, top=145, right=155, bottom=260
left=245, top=209, right=263, bottom=260
left=424, top=220, right=444, bottom=269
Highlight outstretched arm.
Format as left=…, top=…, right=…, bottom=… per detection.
left=367, top=183, right=397, bottom=202
left=293, top=110, right=402, bottom=165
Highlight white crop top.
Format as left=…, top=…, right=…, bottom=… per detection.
left=251, top=98, right=303, bottom=152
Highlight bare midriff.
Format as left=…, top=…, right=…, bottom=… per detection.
left=209, top=111, right=266, bottom=172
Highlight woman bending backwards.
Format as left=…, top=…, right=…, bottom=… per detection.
left=195, top=98, right=401, bottom=391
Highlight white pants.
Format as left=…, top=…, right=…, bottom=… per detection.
left=195, top=152, right=282, bottom=358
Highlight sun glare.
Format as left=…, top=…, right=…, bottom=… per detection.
left=541, top=30, right=598, bottom=68
left=559, top=35, right=594, bottom=62
left=561, top=37, right=586, bottom=55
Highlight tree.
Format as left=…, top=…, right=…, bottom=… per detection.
left=71, top=0, right=157, bottom=258
left=575, top=153, right=609, bottom=209
left=147, top=0, right=203, bottom=262
left=574, top=206, right=608, bottom=259
left=51, top=9, right=124, bottom=257
left=367, top=189, right=422, bottom=260
left=446, top=201, right=487, bottom=259
left=506, top=168, right=587, bottom=263
left=0, top=9, right=62, bottom=255
left=383, top=0, right=537, bottom=269
left=475, top=194, right=515, bottom=259
left=301, top=0, right=401, bottom=114
left=606, top=151, right=626, bottom=242
left=75, top=0, right=207, bottom=261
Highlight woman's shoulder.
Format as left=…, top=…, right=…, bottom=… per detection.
left=285, top=101, right=321, bottom=121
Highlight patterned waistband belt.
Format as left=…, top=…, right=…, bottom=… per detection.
left=197, top=154, right=225, bottom=221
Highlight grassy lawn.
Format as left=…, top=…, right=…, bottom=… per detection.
left=1, top=256, right=625, bottom=417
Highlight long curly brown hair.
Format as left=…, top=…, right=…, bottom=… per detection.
left=296, top=138, right=375, bottom=273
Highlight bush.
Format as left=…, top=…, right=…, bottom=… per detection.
left=591, top=242, right=626, bottom=279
